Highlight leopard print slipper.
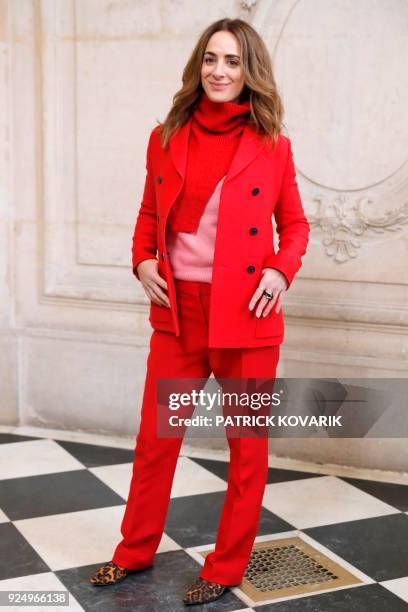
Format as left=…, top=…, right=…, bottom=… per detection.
left=89, top=561, right=132, bottom=586
left=182, top=576, right=227, bottom=605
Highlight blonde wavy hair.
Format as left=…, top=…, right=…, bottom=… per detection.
left=157, top=18, right=285, bottom=151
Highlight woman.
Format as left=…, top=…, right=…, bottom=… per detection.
left=90, top=17, right=309, bottom=605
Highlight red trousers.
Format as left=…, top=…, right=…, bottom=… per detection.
left=112, top=279, right=280, bottom=585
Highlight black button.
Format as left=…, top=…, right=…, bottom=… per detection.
left=247, top=265, right=256, bottom=273
left=252, top=187, right=260, bottom=196
left=249, top=227, right=258, bottom=235
left=157, top=175, right=163, bottom=184
left=161, top=252, right=165, bottom=261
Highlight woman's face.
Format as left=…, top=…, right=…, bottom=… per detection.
left=201, top=30, right=245, bottom=104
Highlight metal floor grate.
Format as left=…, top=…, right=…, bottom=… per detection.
left=244, top=542, right=339, bottom=591
left=200, top=536, right=363, bottom=603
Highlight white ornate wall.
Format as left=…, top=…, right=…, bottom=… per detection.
left=1, top=0, right=407, bottom=470
left=256, top=0, right=408, bottom=378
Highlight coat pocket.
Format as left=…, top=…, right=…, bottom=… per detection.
left=148, top=301, right=174, bottom=332
left=255, top=305, right=284, bottom=339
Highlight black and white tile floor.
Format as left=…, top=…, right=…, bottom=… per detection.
left=0, top=426, right=408, bottom=611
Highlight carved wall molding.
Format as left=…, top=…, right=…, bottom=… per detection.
left=308, top=193, right=408, bottom=263
left=38, top=0, right=149, bottom=308
left=241, top=0, right=258, bottom=11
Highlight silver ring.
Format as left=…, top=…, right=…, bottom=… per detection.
left=263, top=290, right=273, bottom=300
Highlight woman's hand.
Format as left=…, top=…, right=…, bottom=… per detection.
left=136, top=259, right=170, bottom=308
left=249, top=268, right=288, bottom=318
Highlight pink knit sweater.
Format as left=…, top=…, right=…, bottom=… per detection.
left=166, top=176, right=226, bottom=282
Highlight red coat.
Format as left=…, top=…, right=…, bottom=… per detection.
left=132, top=117, right=309, bottom=348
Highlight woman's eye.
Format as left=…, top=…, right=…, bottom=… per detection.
left=204, top=58, right=239, bottom=66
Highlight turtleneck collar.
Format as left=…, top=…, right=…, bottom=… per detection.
left=192, top=90, right=251, bottom=134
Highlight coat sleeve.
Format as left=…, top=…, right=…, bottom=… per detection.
left=131, top=127, right=159, bottom=280
left=263, top=137, right=310, bottom=288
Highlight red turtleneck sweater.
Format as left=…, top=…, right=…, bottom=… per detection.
left=168, top=91, right=251, bottom=232
left=166, top=91, right=251, bottom=281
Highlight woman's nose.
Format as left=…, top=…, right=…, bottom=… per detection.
left=212, top=62, right=226, bottom=77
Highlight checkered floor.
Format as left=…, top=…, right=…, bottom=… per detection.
left=1, top=429, right=408, bottom=611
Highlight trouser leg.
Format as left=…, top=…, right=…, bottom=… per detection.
left=199, top=342, right=281, bottom=585
left=112, top=286, right=211, bottom=569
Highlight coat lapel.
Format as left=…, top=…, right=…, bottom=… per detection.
left=168, top=116, right=192, bottom=179
left=224, top=122, right=267, bottom=185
